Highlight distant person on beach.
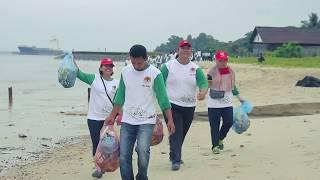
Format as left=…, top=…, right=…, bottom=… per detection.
left=124, top=57, right=131, bottom=66
left=160, top=40, right=208, bottom=171
left=207, top=50, right=244, bottom=154
left=105, top=44, right=175, bottom=180
left=74, top=57, right=119, bottom=178
left=258, top=53, right=265, bottom=62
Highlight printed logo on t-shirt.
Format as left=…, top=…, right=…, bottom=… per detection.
left=142, top=76, right=152, bottom=87
left=127, top=106, right=148, bottom=121
left=190, top=67, right=196, bottom=76
left=111, top=85, right=117, bottom=94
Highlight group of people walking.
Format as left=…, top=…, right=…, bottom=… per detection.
left=74, top=40, right=243, bottom=180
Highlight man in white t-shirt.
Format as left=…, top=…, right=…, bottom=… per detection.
left=105, top=44, right=175, bottom=180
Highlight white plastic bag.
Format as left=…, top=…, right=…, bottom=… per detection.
left=58, top=52, right=77, bottom=88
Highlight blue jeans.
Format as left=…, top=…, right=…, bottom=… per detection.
left=120, top=122, right=154, bottom=180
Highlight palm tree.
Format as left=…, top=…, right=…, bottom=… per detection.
left=301, top=13, right=320, bottom=28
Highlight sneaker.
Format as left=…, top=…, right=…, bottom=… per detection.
left=170, top=159, right=184, bottom=164
left=218, top=140, right=224, bottom=150
left=92, top=170, right=103, bottom=178
left=171, top=162, right=181, bottom=171
left=212, top=146, right=220, bottom=154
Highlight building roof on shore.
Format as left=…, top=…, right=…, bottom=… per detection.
left=250, top=26, right=320, bottom=45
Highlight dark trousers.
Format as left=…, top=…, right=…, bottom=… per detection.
left=87, top=119, right=104, bottom=156
left=164, top=103, right=195, bottom=163
left=208, top=107, right=233, bottom=147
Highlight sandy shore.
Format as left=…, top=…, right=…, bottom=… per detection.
left=2, top=62, right=320, bottom=180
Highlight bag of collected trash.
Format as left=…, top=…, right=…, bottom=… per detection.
left=95, top=125, right=120, bottom=172
left=296, top=76, right=320, bottom=87
left=232, top=100, right=253, bottom=134
left=58, top=52, right=77, bottom=88
left=151, top=117, right=164, bottom=146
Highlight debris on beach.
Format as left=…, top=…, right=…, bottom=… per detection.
left=40, top=138, right=52, bottom=141
left=18, top=134, right=27, bottom=138
left=296, top=76, right=320, bottom=87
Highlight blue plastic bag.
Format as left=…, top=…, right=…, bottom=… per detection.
left=232, top=100, right=253, bottom=134
left=240, top=100, right=253, bottom=114
left=58, top=52, right=77, bottom=88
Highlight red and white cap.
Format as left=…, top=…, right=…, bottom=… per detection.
left=178, top=40, right=192, bottom=47
left=100, top=57, right=114, bottom=66
left=215, top=50, right=229, bottom=61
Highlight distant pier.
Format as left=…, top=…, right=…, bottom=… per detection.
left=72, top=51, right=128, bottom=61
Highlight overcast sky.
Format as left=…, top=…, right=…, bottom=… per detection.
left=1, top=0, right=319, bottom=51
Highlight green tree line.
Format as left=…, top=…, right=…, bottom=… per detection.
left=155, top=12, right=320, bottom=57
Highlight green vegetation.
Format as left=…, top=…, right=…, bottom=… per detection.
left=154, top=32, right=253, bottom=56
left=301, top=12, right=320, bottom=28
left=229, top=56, right=320, bottom=68
left=274, top=42, right=303, bottom=58
left=155, top=12, right=320, bottom=57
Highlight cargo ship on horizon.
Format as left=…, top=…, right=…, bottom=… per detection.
left=17, top=45, right=64, bottom=56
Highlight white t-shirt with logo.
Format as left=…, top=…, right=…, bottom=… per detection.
left=163, top=60, right=203, bottom=107
left=88, top=74, right=119, bottom=120
left=115, top=64, right=170, bottom=125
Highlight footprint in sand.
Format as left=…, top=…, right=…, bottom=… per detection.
left=232, top=163, right=251, bottom=168
left=209, top=163, right=222, bottom=168
left=309, top=129, right=317, bottom=132
left=223, top=149, right=233, bottom=153
left=293, top=144, right=305, bottom=148
left=230, top=170, right=241, bottom=174
left=210, top=157, right=221, bottom=161
left=200, top=152, right=210, bottom=156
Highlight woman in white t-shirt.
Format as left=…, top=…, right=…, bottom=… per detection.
left=207, top=50, right=243, bottom=154
left=74, top=57, right=119, bottom=178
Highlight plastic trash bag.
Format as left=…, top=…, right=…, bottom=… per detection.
left=151, top=117, right=164, bottom=146
left=58, top=52, right=77, bottom=88
left=95, top=125, right=120, bottom=172
left=232, top=100, right=253, bottom=134
left=240, top=100, right=253, bottom=114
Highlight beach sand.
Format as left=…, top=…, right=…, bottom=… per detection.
left=2, top=62, right=320, bottom=180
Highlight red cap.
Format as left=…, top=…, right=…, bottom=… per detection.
left=100, top=57, right=114, bottom=66
left=178, top=40, right=192, bottom=47
left=215, top=50, right=229, bottom=61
